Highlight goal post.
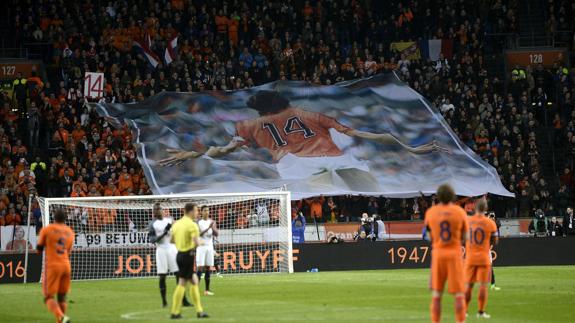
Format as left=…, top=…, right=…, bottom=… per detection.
left=37, top=191, right=293, bottom=281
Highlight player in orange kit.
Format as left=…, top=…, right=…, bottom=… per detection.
left=158, top=90, right=447, bottom=188
left=37, top=209, right=75, bottom=323
left=464, top=198, right=498, bottom=319
left=424, top=184, right=468, bottom=323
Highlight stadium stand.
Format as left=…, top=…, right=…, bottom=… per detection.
left=0, top=0, right=574, bottom=228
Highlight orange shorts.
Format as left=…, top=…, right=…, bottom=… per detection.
left=465, top=264, right=491, bottom=283
left=430, top=253, right=465, bottom=294
left=43, top=267, right=71, bottom=297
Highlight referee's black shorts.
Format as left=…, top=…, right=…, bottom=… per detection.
left=176, top=250, right=196, bottom=279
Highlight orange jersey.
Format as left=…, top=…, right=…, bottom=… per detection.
left=38, top=223, right=75, bottom=269
left=424, top=203, right=468, bottom=253
left=465, top=213, right=498, bottom=266
left=236, top=107, right=351, bottom=161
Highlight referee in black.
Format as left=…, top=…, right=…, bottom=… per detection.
left=170, top=203, right=209, bottom=319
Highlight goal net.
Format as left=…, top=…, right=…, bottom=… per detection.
left=37, top=192, right=292, bottom=280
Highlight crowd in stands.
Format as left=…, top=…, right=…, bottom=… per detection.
left=0, top=0, right=574, bottom=229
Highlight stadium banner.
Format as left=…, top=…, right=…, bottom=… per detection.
left=72, top=227, right=282, bottom=248
left=0, top=225, right=36, bottom=251
left=95, top=73, right=513, bottom=199
left=62, top=237, right=575, bottom=279
left=68, top=243, right=291, bottom=279
left=84, top=72, right=105, bottom=98
left=73, top=232, right=151, bottom=248
left=293, top=237, right=575, bottom=272
left=324, top=223, right=359, bottom=241
left=0, top=253, right=42, bottom=284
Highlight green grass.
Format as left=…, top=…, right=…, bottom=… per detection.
left=1, top=266, right=575, bottom=322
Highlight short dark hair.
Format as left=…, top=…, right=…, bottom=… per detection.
left=437, top=184, right=455, bottom=204
left=475, top=198, right=488, bottom=213
left=184, top=203, right=197, bottom=214
left=54, top=209, right=66, bottom=223
left=201, top=205, right=209, bottom=211
left=153, top=202, right=162, bottom=218
left=247, top=90, right=290, bottom=115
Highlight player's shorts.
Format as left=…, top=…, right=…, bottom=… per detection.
left=430, top=251, right=465, bottom=294
left=43, top=266, right=71, bottom=297
left=196, top=246, right=215, bottom=267
left=276, top=153, right=369, bottom=179
left=156, top=244, right=179, bottom=274
left=176, top=250, right=196, bottom=279
left=465, top=264, right=491, bottom=283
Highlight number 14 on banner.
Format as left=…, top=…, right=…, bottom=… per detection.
left=84, top=72, right=105, bottom=99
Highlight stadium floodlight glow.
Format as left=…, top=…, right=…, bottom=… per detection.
left=38, top=191, right=292, bottom=281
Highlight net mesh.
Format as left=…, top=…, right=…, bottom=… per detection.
left=38, top=192, right=292, bottom=280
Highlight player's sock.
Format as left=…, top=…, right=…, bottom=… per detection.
left=205, top=271, right=211, bottom=291
left=182, top=285, right=192, bottom=306
left=491, top=268, right=495, bottom=285
left=465, top=286, right=473, bottom=308
left=196, top=270, right=203, bottom=284
left=190, top=284, right=204, bottom=313
left=478, top=285, right=488, bottom=312
left=454, top=294, right=466, bottom=323
left=57, top=294, right=68, bottom=314
left=58, top=302, right=67, bottom=314
left=430, top=296, right=441, bottom=323
left=171, top=285, right=185, bottom=315
left=159, top=274, right=167, bottom=306
left=45, top=298, right=64, bottom=320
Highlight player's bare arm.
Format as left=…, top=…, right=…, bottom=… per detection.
left=346, top=130, right=450, bottom=154
left=194, top=235, right=203, bottom=247
left=490, top=233, right=499, bottom=246
left=158, top=138, right=244, bottom=166
left=211, top=221, right=219, bottom=237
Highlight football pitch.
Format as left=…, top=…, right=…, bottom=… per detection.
left=1, top=266, right=574, bottom=322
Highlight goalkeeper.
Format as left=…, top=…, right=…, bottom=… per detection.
left=148, top=203, right=191, bottom=308
left=170, top=203, right=209, bottom=319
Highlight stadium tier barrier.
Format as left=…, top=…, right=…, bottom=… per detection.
left=2, top=236, right=574, bottom=283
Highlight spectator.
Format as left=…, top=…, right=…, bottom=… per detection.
left=547, top=216, right=563, bottom=237
left=0, top=0, right=568, bottom=230
left=323, top=197, right=339, bottom=223
left=306, top=197, right=324, bottom=222
left=5, top=206, right=22, bottom=226
left=292, top=211, right=306, bottom=244
left=563, top=207, right=575, bottom=236
left=70, top=184, right=86, bottom=198
left=104, top=179, right=120, bottom=196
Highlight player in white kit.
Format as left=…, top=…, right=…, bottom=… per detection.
left=148, top=202, right=191, bottom=307
left=196, top=206, right=219, bottom=296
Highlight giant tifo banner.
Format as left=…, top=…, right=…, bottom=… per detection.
left=95, top=73, right=512, bottom=199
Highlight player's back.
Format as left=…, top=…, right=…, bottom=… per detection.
left=38, top=223, right=75, bottom=269
left=236, top=107, right=351, bottom=161
left=466, top=214, right=497, bottom=266
left=425, top=203, right=468, bottom=257
left=172, top=216, right=199, bottom=252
